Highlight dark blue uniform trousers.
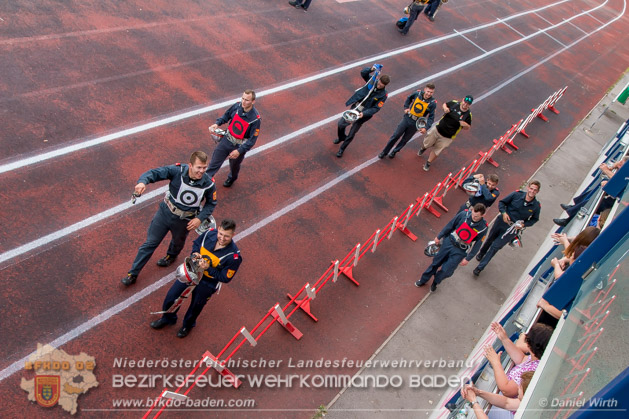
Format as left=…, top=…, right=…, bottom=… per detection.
left=130, top=202, right=191, bottom=275
left=337, top=115, right=371, bottom=152
left=476, top=219, right=513, bottom=271
left=293, top=0, right=312, bottom=9
left=418, top=237, right=467, bottom=285
left=382, top=117, right=418, bottom=155
left=400, top=4, right=424, bottom=34
left=208, top=137, right=246, bottom=181
left=159, top=279, right=217, bottom=329
left=424, top=0, right=440, bottom=17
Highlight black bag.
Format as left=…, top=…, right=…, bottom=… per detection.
left=396, top=17, right=408, bottom=29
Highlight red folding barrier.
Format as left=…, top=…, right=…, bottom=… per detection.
left=547, top=86, right=567, bottom=114
left=430, top=173, right=453, bottom=213
left=396, top=202, right=419, bottom=241
left=453, top=167, right=467, bottom=189
left=517, top=86, right=566, bottom=138
left=534, top=97, right=552, bottom=122
left=500, top=120, right=522, bottom=151
left=423, top=183, right=443, bottom=217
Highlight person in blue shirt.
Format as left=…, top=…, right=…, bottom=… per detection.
left=208, top=90, right=261, bottom=188
left=379, top=83, right=437, bottom=159
left=416, top=204, right=488, bottom=292
left=334, top=67, right=389, bottom=157
left=474, top=181, right=542, bottom=276
left=150, top=219, right=242, bottom=338
left=459, top=173, right=500, bottom=212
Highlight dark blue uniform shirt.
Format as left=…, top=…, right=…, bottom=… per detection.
left=499, top=190, right=541, bottom=228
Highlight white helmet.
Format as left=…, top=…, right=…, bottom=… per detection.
left=509, top=233, right=523, bottom=248
left=175, top=256, right=203, bottom=285
left=342, top=110, right=361, bottom=123
left=462, top=180, right=481, bottom=195
left=195, top=215, right=216, bottom=235
left=416, top=117, right=428, bottom=131
left=424, top=240, right=441, bottom=257
left=209, top=128, right=227, bottom=144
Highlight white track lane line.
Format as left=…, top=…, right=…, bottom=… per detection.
left=0, top=0, right=625, bottom=382
left=566, top=19, right=589, bottom=35
left=498, top=18, right=527, bottom=38
left=454, top=29, right=488, bottom=53
left=0, top=0, right=577, bottom=176
left=0, top=0, right=611, bottom=267
left=540, top=29, right=568, bottom=47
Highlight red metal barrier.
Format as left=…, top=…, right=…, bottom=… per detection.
left=547, top=86, right=567, bottom=114
left=430, top=173, right=453, bottom=213
left=517, top=86, right=566, bottom=138
left=499, top=121, right=522, bottom=152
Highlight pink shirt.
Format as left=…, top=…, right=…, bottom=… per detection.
left=507, top=355, right=538, bottom=385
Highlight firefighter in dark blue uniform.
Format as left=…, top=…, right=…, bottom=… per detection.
left=459, top=173, right=500, bottom=212
left=416, top=204, right=488, bottom=292
left=474, top=181, right=542, bottom=276
left=150, top=219, right=242, bottom=338
left=208, top=90, right=261, bottom=187
left=398, top=0, right=429, bottom=35
left=122, top=151, right=218, bottom=286
left=379, top=82, right=437, bottom=159
left=334, top=67, right=390, bottom=157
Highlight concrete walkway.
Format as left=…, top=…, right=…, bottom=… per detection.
left=325, top=74, right=629, bottom=418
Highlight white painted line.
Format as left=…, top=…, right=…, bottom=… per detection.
left=540, top=29, right=568, bottom=47
left=0, top=0, right=613, bottom=267
left=0, top=0, right=624, bottom=383
left=0, top=7, right=302, bottom=46
left=535, top=12, right=555, bottom=26
left=0, top=0, right=577, bottom=176
left=565, top=19, right=588, bottom=35
left=454, top=29, right=487, bottom=53
left=498, top=18, right=526, bottom=38
left=586, top=11, right=605, bottom=25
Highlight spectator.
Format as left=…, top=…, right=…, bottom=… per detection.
left=461, top=371, right=534, bottom=419
left=484, top=322, right=553, bottom=398
left=554, top=157, right=627, bottom=226
left=538, top=225, right=601, bottom=322
left=548, top=226, right=601, bottom=279
left=589, top=208, right=610, bottom=229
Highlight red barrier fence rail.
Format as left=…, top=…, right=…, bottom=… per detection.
left=143, top=86, right=567, bottom=418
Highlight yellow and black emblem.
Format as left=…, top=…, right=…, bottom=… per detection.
left=410, top=97, right=429, bottom=118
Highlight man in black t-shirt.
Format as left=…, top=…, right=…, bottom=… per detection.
left=418, top=95, right=473, bottom=171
